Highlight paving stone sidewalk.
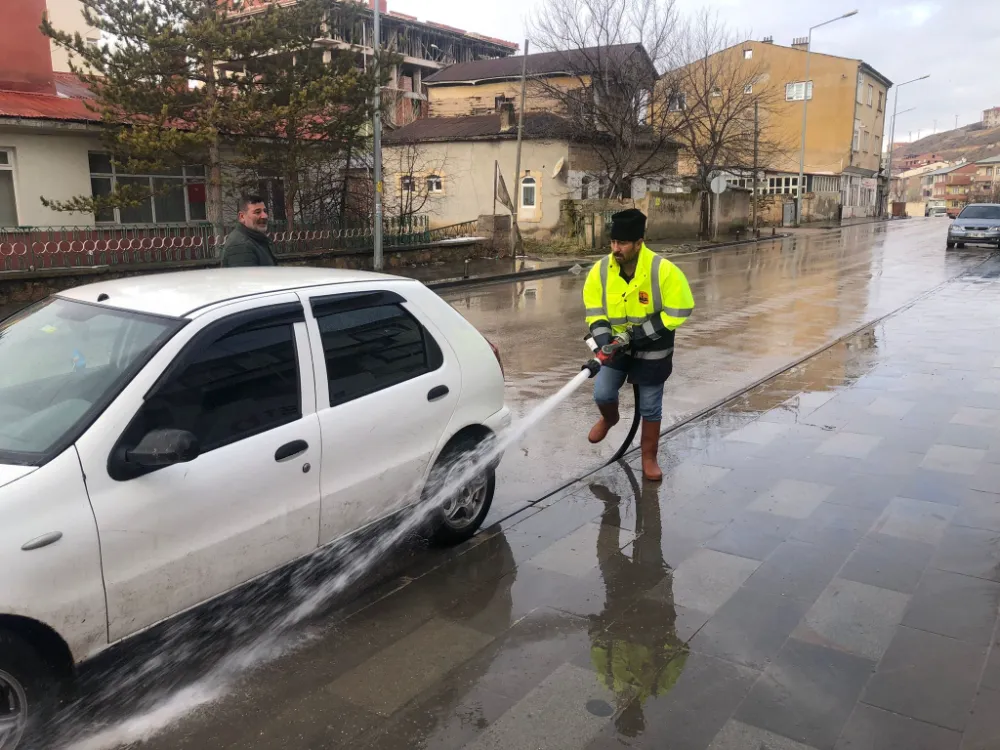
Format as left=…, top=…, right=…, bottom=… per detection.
left=144, top=255, right=1000, bottom=750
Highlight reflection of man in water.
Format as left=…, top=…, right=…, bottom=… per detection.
left=589, top=469, right=688, bottom=736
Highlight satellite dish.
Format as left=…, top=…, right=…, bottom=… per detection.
left=710, top=174, right=728, bottom=194
left=552, top=157, right=566, bottom=179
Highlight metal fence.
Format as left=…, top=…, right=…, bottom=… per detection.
left=427, top=220, right=481, bottom=242
left=0, top=216, right=433, bottom=272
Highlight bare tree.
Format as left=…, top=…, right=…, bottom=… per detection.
left=352, top=140, right=450, bottom=228
left=528, top=0, right=681, bottom=198
left=665, top=10, right=791, bottom=234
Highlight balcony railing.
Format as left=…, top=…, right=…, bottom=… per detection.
left=0, top=216, right=435, bottom=272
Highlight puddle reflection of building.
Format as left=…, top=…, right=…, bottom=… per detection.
left=588, top=464, right=688, bottom=736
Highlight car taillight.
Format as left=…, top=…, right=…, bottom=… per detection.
left=487, top=338, right=504, bottom=378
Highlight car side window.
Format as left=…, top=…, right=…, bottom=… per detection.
left=127, top=318, right=301, bottom=453
left=315, top=302, right=442, bottom=407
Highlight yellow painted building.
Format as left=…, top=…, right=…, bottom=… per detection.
left=674, top=39, right=892, bottom=221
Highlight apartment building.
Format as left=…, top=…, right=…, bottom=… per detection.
left=679, top=37, right=891, bottom=222
left=233, top=0, right=518, bottom=127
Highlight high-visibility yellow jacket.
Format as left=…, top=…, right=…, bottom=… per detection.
left=583, top=244, right=694, bottom=384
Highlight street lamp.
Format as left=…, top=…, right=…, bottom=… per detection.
left=885, top=106, right=915, bottom=208
left=795, top=10, right=859, bottom=226
left=884, top=75, right=930, bottom=217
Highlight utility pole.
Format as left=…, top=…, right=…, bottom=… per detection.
left=372, top=0, right=384, bottom=270
left=752, top=99, right=759, bottom=236
left=796, top=10, right=859, bottom=226
left=510, top=40, right=529, bottom=257
left=883, top=75, right=929, bottom=217
left=955, top=114, right=959, bottom=130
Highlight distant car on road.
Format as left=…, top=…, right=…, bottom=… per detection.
left=946, top=204, right=1000, bottom=249
left=0, top=268, right=509, bottom=747
left=926, top=206, right=948, bottom=218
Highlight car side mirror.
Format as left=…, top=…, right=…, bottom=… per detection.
left=125, top=429, right=200, bottom=469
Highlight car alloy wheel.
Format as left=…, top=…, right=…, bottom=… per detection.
left=441, top=476, right=489, bottom=530
left=0, top=669, right=27, bottom=750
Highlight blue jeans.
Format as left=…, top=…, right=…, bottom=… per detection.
left=593, top=366, right=664, bottom=421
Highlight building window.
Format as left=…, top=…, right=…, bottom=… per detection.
left=877, top=91, right=884, bottom=112
left=743, top=49, right=752, bottom=59
left=667, top=93, right=686, bottom=112
left=400, top=174, right=415, bottom=192
left=580, top=176, right=591, bottom=200
left=856, top=73, right=864, bottom=104
left=426, top=174, right=443, bottom=193
left=853, top=129, right=860, bottom=152
left=862, top=131, right=870, bottom=152
left=0, top=149, right=17, bottom=227
left=867, top=84, right=874, bottom=106
left=785, top=81, right=813, bottom=101
left=744, top=84, right=753, bottom=94
left=494, top=95, right=514, bottom=112
left=520, top=176, right=536, bottom=208
left=874, top=136, right=881, bottom=153
left=88, top=153, right=207, bottom=225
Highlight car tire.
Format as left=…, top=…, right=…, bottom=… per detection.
left=423, top=435, right=496, bottom=547
left=957, top=242, right=966, bottom=249
left=946, top=241, right=955, bottom=249
left=0, top=630, right=60, bottom=750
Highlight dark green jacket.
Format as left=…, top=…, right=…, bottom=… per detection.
left=220, top=224, right=277, bottom=267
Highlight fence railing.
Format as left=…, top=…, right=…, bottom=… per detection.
left=0, top=216, right=435, bottom=272
left=427, top=220, right=480, bottom=242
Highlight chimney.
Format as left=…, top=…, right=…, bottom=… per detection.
left=499, top=101, right=516, bottom=133
left=0, top=0, right=56, bottom=94
left=791, top=37, right=809, bottom=51
left=762, top=36, right=774, bottom=44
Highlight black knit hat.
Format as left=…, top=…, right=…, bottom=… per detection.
left=609, top=209, right=646, bottom=242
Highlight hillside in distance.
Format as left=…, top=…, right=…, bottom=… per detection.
left=898, top=122, right=1000, bottom=163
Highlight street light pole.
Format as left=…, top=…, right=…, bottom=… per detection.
left=883, top=75, right=929, bottom=218
left=796, top=10, right=858, bottom=226
left=372, top=0, right=384, bottom=270
left=885, top=105, right=915, bottom=212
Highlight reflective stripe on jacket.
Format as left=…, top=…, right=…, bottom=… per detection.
left=583, top=244, right=694, bottom=384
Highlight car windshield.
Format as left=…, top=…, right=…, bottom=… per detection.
left=0, top=298, right=181, bottom=464
left=958, top=206, right=1000, bottom=220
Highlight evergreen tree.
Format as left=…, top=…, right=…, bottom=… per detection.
left=42, top=0, right=384, bottom=231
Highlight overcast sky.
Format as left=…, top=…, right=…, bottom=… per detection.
left=391, top=0, right=1000, bottom=144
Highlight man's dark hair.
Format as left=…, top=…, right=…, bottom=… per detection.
left=239, top=194, right=266, bottom=214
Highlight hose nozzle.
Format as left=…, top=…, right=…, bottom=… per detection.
left=582, top=359, right=601, bottom=378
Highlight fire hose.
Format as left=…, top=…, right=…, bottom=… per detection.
left=582, top=330, right=641, bottom=464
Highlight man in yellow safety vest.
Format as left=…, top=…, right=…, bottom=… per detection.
left=583, top=209, right=694, bottom=481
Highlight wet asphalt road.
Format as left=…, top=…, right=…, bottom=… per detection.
left=442, top=218, right=981, bottom=524
left=46, top=217, right=1000, bottom=750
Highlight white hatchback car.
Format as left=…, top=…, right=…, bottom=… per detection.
left=0, top=267, right=509, bottom=745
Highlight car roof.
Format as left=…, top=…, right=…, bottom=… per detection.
left=57, top=267, right=413, bottom=318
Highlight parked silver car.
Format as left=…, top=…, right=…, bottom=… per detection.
left=947, top=204, right=1000, bottom=249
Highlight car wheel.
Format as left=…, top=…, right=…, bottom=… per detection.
left=946, top=241, right=955, bottom=249
left=957, top=242, right=966, bottom=249
left=0, top=631, right=59, bottom=750
left=423, top=435, right=496, bottom=547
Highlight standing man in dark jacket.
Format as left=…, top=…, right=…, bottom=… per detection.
left=221, top=194, right=278, bottom=267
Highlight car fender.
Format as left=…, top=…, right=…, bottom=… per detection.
left=0, top=447, right=107, bottom=664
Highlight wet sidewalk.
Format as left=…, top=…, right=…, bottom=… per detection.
left=138, top=254, right=1000, bottom=750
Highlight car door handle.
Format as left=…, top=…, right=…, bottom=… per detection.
left=275, top=440, right=309, bottom=462
left=427, top=385, right=450, bottom=401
